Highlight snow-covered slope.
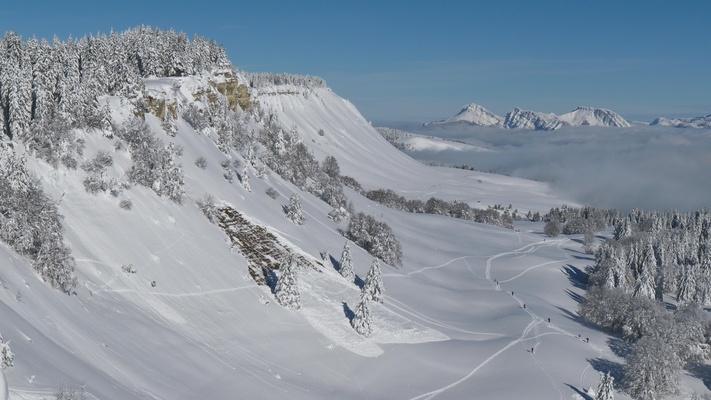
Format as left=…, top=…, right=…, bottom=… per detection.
left=254, top=84, right=563, bottom=211
left=651, top=114, right=711, bottom=128
left=424, top=104, right=503, bottom=127
left=559, top=106, right=631, bottom=127
left=1, top=71, right=708, bottom=400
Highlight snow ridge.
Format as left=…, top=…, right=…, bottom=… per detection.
left=429, top=105, right=631, bottom=130
left=651, top=114, right=711, bottom=128
left=558, top=107, right=631, bottom=128
left=503, top=108, right=565, bottom=131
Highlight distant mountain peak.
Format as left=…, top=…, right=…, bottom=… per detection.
left=651, top=114, right=711, bottom=128
left=424, top=103, right=502, bottom=127
left=503, top=108, right=565, bottom=131
left=559, top=107, right=630, bottom=128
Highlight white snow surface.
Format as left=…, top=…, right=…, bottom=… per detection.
left=0, top=74, right=708, bottom=400
left=1, top=370, right=7, bottom=400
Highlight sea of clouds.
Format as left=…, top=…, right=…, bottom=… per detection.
left=396, top=123, right=711, bottom=212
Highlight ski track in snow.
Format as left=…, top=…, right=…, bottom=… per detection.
left=410, top=317, right=542, bottom=400
left=408, top=237, right=588, bottom=400
left=385, top=296, right=505, bottom=337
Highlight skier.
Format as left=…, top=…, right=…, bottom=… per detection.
left=523, top=303, right=526, bottom=309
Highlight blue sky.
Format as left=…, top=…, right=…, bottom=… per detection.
left=2, top=1, right=710, bottom=123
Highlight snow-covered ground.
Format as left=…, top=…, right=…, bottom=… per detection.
left=0, top=75, right=708, bottom=400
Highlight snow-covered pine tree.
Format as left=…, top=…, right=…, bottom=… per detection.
left=161, top=106, right=178, bottom=137
left=363, top=258, right=384, bottom=304
left=339, top=242, right=355, bottom=282
left=594, top=371, right=614, bottom=400
left=583, top=230, right=596, bottom=254
left=286, top=193, right=305, bottom=225
left=241, top=164, right=250, bottom=192
left=613, top=218, right=632, bottom=241
left=633, top=242, right=657, bottom=300
left=0, top=335, right=12, bottom=370
left=676, top=263, right=697, bottom=306
left=274, top=253, right=301, bottom=310
left=351, top=290, right=372, bottom=337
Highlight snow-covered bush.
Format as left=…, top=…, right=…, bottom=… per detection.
left=286, top=194, right=305, bottom=225
left=345, top=212, right=402, bottom=266
left=119, top=199, right=133, bottom=210
left=265, top=187, right=278, bottom=199
left=0, top=335, right=13, bottom=370
left=220, top=159, right=234, bottom=183
left=25, top=116, right=85, bottom=169
left=544, top=220, right=561, bottom=237
left=321, top=155, right=340, bottom=179
left=194, top=156, right=207, bottom=169
left=182, top=105, right=209, bottom=134
left=81, top=151, right=123, bottom=195
left=52, top=384, right=87, bottom=400
left=196, top=193, right=217, bottom=223
left=115, top=118, right=185, bottom=204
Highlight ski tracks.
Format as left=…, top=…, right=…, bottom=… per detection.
left=409, top=238, right=572, bottom=399
left=410, top=318, right=541, bottom=400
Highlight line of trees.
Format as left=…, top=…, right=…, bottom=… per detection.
left=0, top=27, right=231, bottom=141
left=364, top=188, right=514, bottom=229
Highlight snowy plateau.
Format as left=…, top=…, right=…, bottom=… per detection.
left=0, top=29, right=709, bottom=400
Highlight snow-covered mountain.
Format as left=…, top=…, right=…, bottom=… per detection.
left=0, top=29, right=708, bottom=400
left=558, top=106, right=631, bottom=127
left=502, top=107, right=565, bottom=130
left=651, top=114, right=711, bottom=128
left=428, top=105, right=631, bottom=130
left=424, top=104, right=503, bottom=127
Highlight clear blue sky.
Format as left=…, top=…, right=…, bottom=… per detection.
left=2, top=0, right=710, bottom=123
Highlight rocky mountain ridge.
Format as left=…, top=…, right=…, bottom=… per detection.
left=426, top=104, right=631, bottom=130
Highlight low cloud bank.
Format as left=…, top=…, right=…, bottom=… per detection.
left=407, top=124, right=711, bottom=212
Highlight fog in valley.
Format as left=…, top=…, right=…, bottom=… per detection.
left=391, top=122, right=711, bottom=212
